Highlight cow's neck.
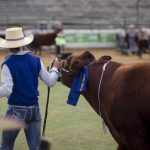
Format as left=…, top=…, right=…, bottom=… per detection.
left=82, top=61, right=122, bottom=117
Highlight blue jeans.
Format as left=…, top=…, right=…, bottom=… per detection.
left=1, top=105, right=41, bottom=150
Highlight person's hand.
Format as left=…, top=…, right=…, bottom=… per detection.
left=51, top=58, right=61, bottom=69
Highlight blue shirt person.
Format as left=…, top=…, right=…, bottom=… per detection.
left=117, top=28, right=128, bottom=55
left=55, top=32, right=66, bottom=58
left=127, top=25, right=138, bottom=53
left=0, top=27, right=61, bottom=150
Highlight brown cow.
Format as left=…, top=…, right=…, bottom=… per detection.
left=59, top=51, right=150, bottom=150
left=28, top=30, right=60, bottom=55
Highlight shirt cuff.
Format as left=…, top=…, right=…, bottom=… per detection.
left=50, top=67, right=61, bottom=77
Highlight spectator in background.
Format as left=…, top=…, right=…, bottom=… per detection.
left=146, top=28, right=150, bottom=49
left=126, top=24, right=138, bottom=54
left=137, top=27, right=149, bottom=57
left=55, top=32, right=66, bottom=58
left=116, top=28, right=128, bottom=55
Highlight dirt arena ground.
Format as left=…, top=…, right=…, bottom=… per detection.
left=0, top=48, right=149, bottom=65
left=39, top=48, right=150, bottom=65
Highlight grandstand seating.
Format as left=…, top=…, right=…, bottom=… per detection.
left=0, top=0, right=150, bottom=29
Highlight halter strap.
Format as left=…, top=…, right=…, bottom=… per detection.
left=97, top=61, right=110, bottom=134
left=97, top=61, right=110, bottom=116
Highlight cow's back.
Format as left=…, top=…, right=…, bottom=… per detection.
left=102, top=62, right=150, bottom=147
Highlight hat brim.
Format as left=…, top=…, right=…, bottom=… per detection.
left=0, top=34, right=34, bottom=48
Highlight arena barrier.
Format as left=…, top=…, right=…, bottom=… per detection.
left=64, top=29, right=120, bottom=49
left=0, top=29, right=120, bottom=50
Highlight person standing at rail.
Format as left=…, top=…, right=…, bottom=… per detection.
left=126, top=24, right=138, bottom=54
left=117, top=28, right=128, bottom=55
left=0, top=27, right=61, bottom=150
left=137, top=27, right=149, bottom=57
left=55, top=31, right=66, bottom=58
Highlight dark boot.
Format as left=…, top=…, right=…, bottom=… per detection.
left=40, top=138, right=52, bottom=150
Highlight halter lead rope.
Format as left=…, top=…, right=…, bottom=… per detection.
left=42, top=66, right=50, bottom=137
left=42, top=59, right=56, bottom=137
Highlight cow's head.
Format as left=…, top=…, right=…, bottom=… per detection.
left=59, top=51, right=96, bottom=87
left=59, top=51, right=112, bottom=88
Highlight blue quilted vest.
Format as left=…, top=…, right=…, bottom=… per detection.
left=3, top=52, right=41, bottom=106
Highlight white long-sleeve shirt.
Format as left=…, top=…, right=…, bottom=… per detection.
left=0, top=50, right=60, bottom=97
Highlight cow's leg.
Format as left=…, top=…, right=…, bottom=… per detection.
left=117, top=145, right=127, bottom=150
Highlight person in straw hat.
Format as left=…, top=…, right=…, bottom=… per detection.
left=0, top=27, right=61, bottom=150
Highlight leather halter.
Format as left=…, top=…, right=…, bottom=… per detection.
left=59, top=60, right=71, bottom=73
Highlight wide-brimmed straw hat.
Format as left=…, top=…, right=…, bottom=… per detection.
left=0, top=27, right=34, bottom=48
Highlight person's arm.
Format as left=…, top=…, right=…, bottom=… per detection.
left=0, top=64, right=13, bottom=97
left=39, top=60, right=61, bottom=87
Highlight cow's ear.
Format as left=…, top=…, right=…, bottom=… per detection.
left=77, top=51, right=95, bottom=68
left=81, top=51, right=95, bottom=61
left=98, top=55, right=111, bottom=63
left=70, top=51, right=95, bottom=73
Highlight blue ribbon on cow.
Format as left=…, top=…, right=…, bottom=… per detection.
left=67, top=65, right=88, bottom=106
